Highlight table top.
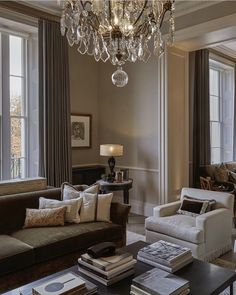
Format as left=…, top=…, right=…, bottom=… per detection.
left=96, top=179, right=133, bottom=187
left=4, top=241, right=236, bottom=295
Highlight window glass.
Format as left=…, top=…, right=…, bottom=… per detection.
left=10, top=36, right=22, bottom=76
left=210, top=96, right=219, bottom=122
left=10, top=76, right=23, bottom=116
left=210, top=68, right=219, bottom=96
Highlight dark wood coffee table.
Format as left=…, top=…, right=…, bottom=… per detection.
left=3, top=241, right=236, bottom=295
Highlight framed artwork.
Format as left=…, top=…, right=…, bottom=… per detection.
left=71, top=114, right=92, bottom=148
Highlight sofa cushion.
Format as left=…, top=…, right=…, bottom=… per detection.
left=0, top=235, right=34, bottom=276
left=145, top=215, right=204, bottom=244
left=12, top=222, right=123, bottom=263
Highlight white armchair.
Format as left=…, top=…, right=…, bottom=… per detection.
left=145, top=188, right=234, bottom=261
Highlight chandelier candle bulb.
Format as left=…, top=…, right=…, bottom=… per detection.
left=60, top=0, right=175, bottom=87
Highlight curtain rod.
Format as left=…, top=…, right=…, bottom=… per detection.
left=0, top=1, right=60, bottom=22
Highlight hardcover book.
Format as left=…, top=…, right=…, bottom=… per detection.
left=78, top=258, right=136, bottom=279
left=32, top=273, right=86, bottom=295
left=132, top=268, right=189, bottom=295
left=81, top=250, right=133, bottom=271
left=138, top=241, right=191, bottom=265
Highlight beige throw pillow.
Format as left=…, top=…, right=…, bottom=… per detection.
left=62, top=183, right=100, bottom=200
left=24, top=207, right=66, bottom=228
left=39, top=197, right=82, bottom=223
left=80, top=193, right=97, bottom=223
left=96, top=193, right=113, bottom=222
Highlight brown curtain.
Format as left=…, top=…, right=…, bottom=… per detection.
left=192, top=49, right=210, bottom=187
left=38, top=19, right=72, bottom=187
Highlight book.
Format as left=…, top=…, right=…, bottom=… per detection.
left=78, top=266, right=135, bottom=286
left=78, top=258, right=136, bottom=279
left=81, top=250, right=133, bottom=271
left=138, top=241, right=191, bottom=266
left=32, top=273, right=86, bottom=295
left=137, top=255, right=193, bottom=273
left=138, top=251, right=192, bottom=268
left=130, top=285, right=190, bottom=295
left=132, top=268, right=189, bottom=295
left=20, top=276, right=97, bottom=295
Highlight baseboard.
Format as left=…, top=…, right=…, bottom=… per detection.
left=129, top=199, right=156, bottom=217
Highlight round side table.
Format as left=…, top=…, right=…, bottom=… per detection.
left=96, top=179, right=133, bottom=204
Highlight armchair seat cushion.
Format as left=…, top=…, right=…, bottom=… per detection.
left=145, top=214, right=204, bottom=244
left=0, top=235, right=34, bottom=276
left=12, top=222, right=122, bottom=263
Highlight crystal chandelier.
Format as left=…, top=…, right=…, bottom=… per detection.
left=60, top=0, right=175, bottom=87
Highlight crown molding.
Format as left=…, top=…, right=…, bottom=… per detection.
left=19, top=1, right=62, bottom=16
left=214, top=45, right=236, bottom=60
left=174, top=0, right=225, bottom=17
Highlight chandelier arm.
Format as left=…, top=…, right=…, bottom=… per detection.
left=133, top=0, right=148, bottom=26
left=159, top=2, right=172, bottom=28
left=80, top=0, right=85, bottom=10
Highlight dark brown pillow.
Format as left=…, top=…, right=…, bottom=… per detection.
left=184, top=195, right=216, bottom=212
left=177, top=198, right=209, bottom=217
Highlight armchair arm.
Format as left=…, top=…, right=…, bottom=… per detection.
left=196, top=208, right=232, bottom=230
left=110, top=202, right=131, bottom=246
left=196, top=208, right=232, bottom=254
left=153, top=201, right=181, bottom=217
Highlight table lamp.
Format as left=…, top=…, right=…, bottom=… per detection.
left=100, top=144, right=123, bottom=181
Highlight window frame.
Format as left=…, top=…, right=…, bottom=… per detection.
left=209, top=56, right=235, bottom=164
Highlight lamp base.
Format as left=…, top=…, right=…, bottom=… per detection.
left=108, top=156, right=116, bottom=180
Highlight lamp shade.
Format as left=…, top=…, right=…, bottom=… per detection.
left=100, top=144, right=123, bottom=157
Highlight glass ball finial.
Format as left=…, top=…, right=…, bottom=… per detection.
left=112, top=67, right=128, bottom=87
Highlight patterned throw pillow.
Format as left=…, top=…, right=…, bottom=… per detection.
left=39, top=197, right=82, bottom=223
left=214, top=163, right=229, bottom=182
left=23, top=207, right=66, bottom=228
left=183, top=195, right=216, bottom=212
left=177, top=197, right=209, bottom=217
left=229, top=171, right=236, bottom=184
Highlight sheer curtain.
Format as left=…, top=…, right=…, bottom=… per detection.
left=38, top=19, right=72, bottom=187
left=191, top=49, right=211, bottom=187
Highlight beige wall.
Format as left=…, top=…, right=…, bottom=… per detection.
left=69, top=45, right=189, bottom=214
left=69, top=46, right=99, bottom=166
left=98, top=58, right=160, bottom=215
left=166, top=47, right=189, bottom=202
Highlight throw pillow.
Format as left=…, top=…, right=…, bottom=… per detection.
left=229, top=171, right=236, bottom=183
left=214, top=163, right=229, bottom=182
left=80, top=193, right=97, bottom=223
left=23, top=207, right=66, bottom=228
left=177, top=198, right=209, bottom=217
left=183, top=195, right=216, bottom=212
left=39, top=197, right=82, bottom=223
left=62, top=182, right=100, bottom=200
left=96, top=193, right=113, bottom=222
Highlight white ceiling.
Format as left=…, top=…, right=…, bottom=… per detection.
left=20, top=0, right=222, bottom=17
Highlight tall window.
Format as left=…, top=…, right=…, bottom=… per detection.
left=0, top=19, right=38, bottom=180
left=209, top=57, right=235, bottom=164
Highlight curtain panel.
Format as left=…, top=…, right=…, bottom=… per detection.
left=38, top=19, right=72, bottom=187
left=192, top=49, right=211, bottom=187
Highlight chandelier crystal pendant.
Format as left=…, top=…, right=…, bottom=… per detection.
left=60, top=0, right=175, bottom=87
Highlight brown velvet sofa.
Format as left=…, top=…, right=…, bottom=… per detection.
left=0, top=186, right=130, bottom=290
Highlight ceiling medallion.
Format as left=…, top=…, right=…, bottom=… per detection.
left=60, top=0, right=175, bottom=87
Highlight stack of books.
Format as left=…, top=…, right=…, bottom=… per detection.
left=21, top=272, right=97, bottom=295
left=78, top=250, right=136, bottom=286
left=131, top=268, right=190, bottom=295
left=137, top=240, right=193, bottom=273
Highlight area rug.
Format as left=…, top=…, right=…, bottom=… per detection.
left=127, top=230, right=145, bottom=245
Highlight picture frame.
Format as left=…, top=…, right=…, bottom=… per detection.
left=71, top=114, right=92, bottom=148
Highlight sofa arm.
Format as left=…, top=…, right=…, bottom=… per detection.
left=153, top=201, right=181, bottom=217
left=110, top=202, right=131, bottom=246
